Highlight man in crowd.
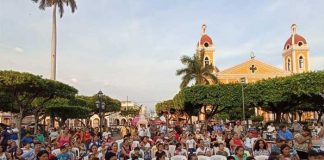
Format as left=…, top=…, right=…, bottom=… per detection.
left=278, top=125, right=293, bottom=140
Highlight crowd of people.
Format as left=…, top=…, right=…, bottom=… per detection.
left=0, top=120, right=323, bottom=160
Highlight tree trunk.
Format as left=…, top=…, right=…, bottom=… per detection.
left=298, top=112, right=303, bottom=122
left=317, top=111, right=323, bottom=123
left=275, top=112, right=281, bottom=123
left=50, top=3, right=57, bottom=80
left=17, top=106, right=23, bottom=148
left=34, top=112, right=39, bottom=135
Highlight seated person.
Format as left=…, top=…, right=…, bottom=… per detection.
left=130, top=147, right=144, bottom=159
left=196, top=139, right=212, bottom=157
left=215, top=143, right=228, bottom=157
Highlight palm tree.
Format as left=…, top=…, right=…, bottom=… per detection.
left=32, top=0, right=77, bottom=80
left=176, top=54, right=217, bottom=89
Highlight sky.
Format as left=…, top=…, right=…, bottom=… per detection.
left=1, top=0, right=324, bottom=111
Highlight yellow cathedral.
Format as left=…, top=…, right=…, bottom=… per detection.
left=196, top=24, right=315, bottom=121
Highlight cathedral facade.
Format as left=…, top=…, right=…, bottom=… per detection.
left=196, top=24, right=316, bottom=121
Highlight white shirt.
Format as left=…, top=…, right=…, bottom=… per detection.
left=196, top=147, right=210, bottom=155
left=267, top=125, right=276, bottom=132
left=186, top=139, right=196, bottom=149
left=244, top=137, right=257, bottom=149
left=138, top=127, right=145, bottom=137
left=145, top=128, right=151, bottom=138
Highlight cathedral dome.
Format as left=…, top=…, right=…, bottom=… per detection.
left=284, top=24, right=307, bottom=50
left=284, top=34, right=307, bottom=49
left=198, top=24, right=213, bottom=47
left=200, top=34, right=213, bottom=46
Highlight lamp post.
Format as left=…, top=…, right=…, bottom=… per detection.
left=96, top=90, right=105, bottom=133
left=240, top=77, right=246, bottom=129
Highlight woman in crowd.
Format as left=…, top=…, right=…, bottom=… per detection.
left=36, top=150, right=49, bottom=160
left=120, top=138, right=131, bottom=160
left=233, top=146, right=247, bottom=160
left=174, top=143, right=187, bottom=157
left=253, top=139, right=270, bottom=156
left=87, top=145, right=103, bottom=160
left=0, top=145, right=11, bottom=160
left=230, top=133, right=244, bottom=151
left=279, top=144, right=300, bottom=160
left=57, top=127, right=71, bottom=148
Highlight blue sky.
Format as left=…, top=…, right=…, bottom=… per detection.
left=1, top=0, right=324, bottom=110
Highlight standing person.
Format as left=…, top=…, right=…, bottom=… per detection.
left=224, top=123, right=232, bottom=133
left=120, top=124, right=129, bottom=138
left=243, top=131, right=257, bottom=154
left=0, top=127, right=11, bottom=152
left=294, top=127, right=312, bottom=159
left=186, top=134, right=196, bottom=154
left=278, top=125, right=293, bottom=141
left=234, top=121, right=243, bottom=137
left=57, top=127, right=71, bottom=148
left=292, top=120, right=302, bottom=134
left=36, top=130, right=45, bottom=143
left=266, top=123, right=276, bottom=140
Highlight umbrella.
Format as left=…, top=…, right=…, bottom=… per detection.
left=131, top=116, right=140, bottom=126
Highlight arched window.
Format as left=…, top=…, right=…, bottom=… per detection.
left=298, top=41, right=303, bottom=46
left=287, top=59, right=291, bottom=71
left=299, top=56, right=304, bottom=68
left=204, top=57, right=209, bottom=65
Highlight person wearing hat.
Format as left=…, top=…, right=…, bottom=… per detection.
left=294, top=127, right=312, bottom=159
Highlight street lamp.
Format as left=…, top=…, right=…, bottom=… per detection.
left=96, top=90, right=105, bottom=133
left=240, top=77, right=246, bottom=129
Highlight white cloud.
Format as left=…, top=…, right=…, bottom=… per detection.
left=13, top=47, right=23, bottom=53
left=70, top=78, right=78, bottom=83
left=310, top=56, right=324, bottom=71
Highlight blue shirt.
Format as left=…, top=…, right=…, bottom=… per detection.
left=278, top=130, right=293, bottom=140
left=57, top=153, right=71, bottom=160
left=21, top=136, right=33, bottom=144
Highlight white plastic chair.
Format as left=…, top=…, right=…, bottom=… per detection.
left=244, top=150, right=251, bottom=156
left=213, top=147, right=230, bottom=156
left=115, top=139, right=123, bottom=152
left=169, top=145, right=176, bottom=156
left=254, top=155, right=269, bottom=160
left=71, top=147, right=80, bottom=159
left=132, top=140, right=140, bottom=149
left=170, top=155, right=187, bottom=160
left=210, top=155, right=227, bottom=160
left=51, top=148, right=61, bottom=156
left=197, top=155, right=210, bottom=160
left=151, top=146, right=158, bottom=158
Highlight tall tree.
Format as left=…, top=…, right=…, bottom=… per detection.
left=32, top=0, right=77, bottom=80
left=176, top=55, right=217, bottom=89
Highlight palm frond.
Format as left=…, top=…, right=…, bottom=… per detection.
left=68, top=0, right=77, bottom=13
left=57, top=0, right=64, bottom=18
left=176, top=68, right=190, bottom=76
left=180, top=75, right=193, bottom=89
left=180, top=55, right=194, bottom=65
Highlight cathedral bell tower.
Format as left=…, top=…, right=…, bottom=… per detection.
left=196, top=24, right=215, bottom=67
left=282, top=24, right=310, bottom=73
